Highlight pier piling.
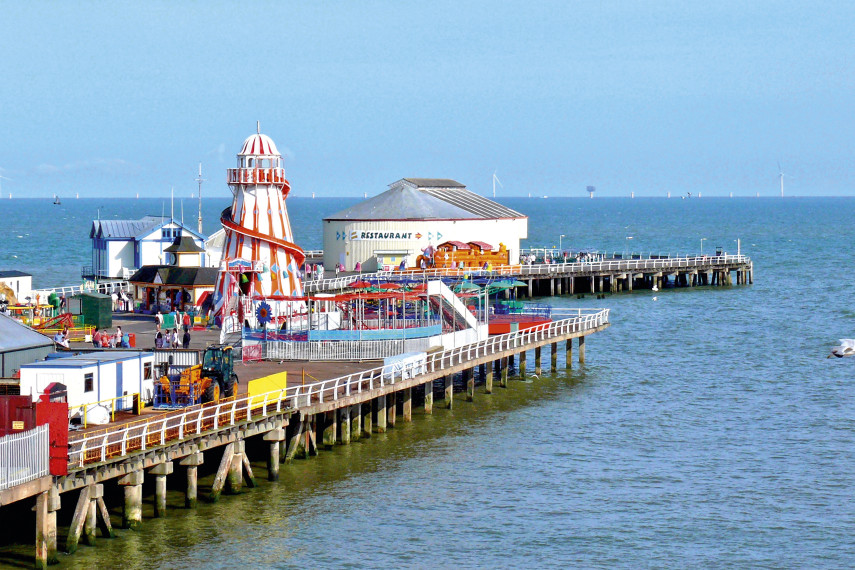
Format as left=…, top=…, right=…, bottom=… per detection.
left=424, top=381, right=433, bottom=414
left=551, top=342, right=557, bottom=372
left=444, top=375, right=453, bottom=409
left=151, top=462, right=173, bottom=517
left=264, top=430, right=284, bottom=480
left=65, top=486, right=91, bottom=554
left=181, top=453, right=204, bottom=505
left=579, top=336, right=586, bottom=364
left=403, top=388, right=412, bottom=421
left=118, top=468, right=143, bottom=529
left=535, top=347, right=542, bottom=376
left=375, top=395, right=387, bottom=433
left=465, top=368, right=475, bottom=401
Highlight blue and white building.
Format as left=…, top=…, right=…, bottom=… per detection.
left=85, top=216, right=207, bottom=279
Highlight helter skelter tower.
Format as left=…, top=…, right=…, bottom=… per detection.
left=213, top=126, right=305, bottom=323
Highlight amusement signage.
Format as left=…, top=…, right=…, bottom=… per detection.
left=335, top=230, right=442, bottom=241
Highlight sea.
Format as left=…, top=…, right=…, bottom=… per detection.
left=2, top=196, right=855, bottom=568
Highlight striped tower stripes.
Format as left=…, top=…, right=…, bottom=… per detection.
left=213, top=132, right=305, bottom=322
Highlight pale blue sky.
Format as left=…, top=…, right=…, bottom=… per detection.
left=1, top=1, right=852, bottom=198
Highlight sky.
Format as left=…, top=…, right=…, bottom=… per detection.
left=1, top=1, right=853, bottom=198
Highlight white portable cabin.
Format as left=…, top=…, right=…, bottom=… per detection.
left=18, top=351, right=157, bottom=410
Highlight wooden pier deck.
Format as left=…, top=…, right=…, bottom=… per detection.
left=2, top=309, right=609, bottom=568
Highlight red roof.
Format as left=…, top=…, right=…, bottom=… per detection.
left=468, top=241, right=493, bottom=251
left=439, top=240, right=471, bottom=250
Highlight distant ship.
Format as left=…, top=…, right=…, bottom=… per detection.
left=53, top=195, right=61, bottom=205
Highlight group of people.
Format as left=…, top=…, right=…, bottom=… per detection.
left=155, top=309, right=193, bottom=333
left=91, top=326, right=130, bottom=348
left=155, top=328, right=191, bottom=349
left=53, top=326, right=71, bottom=348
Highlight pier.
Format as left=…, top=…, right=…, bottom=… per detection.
left=305, top=254, right=753, bottom=296
left=0, top=310, right=608, bottom=568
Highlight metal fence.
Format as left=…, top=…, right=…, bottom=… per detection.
left=67, top=308, right=609, bottom=468
left=152, top=349, right=201, bottom=373
left=255, top=337, right=436, bottom=361
left=0, top=424, right=49, bottom=491
left=34, top=279, right=131, bottom=299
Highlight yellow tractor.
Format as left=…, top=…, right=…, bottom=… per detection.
left=154, top=345, right=238, bottom=408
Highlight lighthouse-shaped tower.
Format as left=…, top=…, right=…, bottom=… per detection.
left=213, top=127, right=305, bottom=323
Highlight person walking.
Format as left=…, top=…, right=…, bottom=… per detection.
left=182, top=311, right=191, bottom=333
left=182, top=328, right=191, bottom=349
left=171, top=328, right=179, bottom=349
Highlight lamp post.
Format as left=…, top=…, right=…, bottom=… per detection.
left=700, top=237, right=707, bottom=256
left=625, top=236, right=633, bottom=258
left=559, top=234, right=565, bottom=254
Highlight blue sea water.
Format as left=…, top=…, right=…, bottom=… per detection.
left=2, top=196, right=855, bottom=568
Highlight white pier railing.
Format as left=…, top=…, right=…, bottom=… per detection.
left=303, top=255, right=751, bottom=293
left=0, top=425, right=50, bottom=491
left=66, top=308, right=609, bottom=468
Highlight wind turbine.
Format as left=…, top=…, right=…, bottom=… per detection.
left=777, top=161, right=793, bottom=198
left=492, top=171, right=503, bottom=198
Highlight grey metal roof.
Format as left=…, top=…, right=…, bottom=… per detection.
left=402, top=178, right=466, bottom=188
left=0, top=270, right=32, bottom=278
left=326, top=178, right=526, bottom=221
left=325, top=185, right=479, bottom=221
left=91, top=216, right=162, bottom=239
left=420, top=187, right=525, bottom=219
left=0, top=313, right=55, bottom=352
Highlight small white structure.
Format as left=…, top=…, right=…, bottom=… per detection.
left=87, top=216, right=207, bottom=279
left=19, top=352, right=157, bottom=413
left=323, top=178, right=528, bottom=271
left=205, top=228, right=226, bottom=268
left=0, top=270, right=33, bottom=303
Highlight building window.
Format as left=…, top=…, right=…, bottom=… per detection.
left=144, top=363, right=152, bottom=380
left=84, top=373, right=94, bottom=393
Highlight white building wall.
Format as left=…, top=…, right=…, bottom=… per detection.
left=108, top=241, right=135, bottom=278
left=0, top=275, right=32, bottom=302
left=323, top=218, right=528, bottom=271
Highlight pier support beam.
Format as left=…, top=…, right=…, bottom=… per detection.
left=527, top=279, right=533, bottom=298
left=519, top=351, right=526, bottom=378
left=263, top=429, right=285, bottom=481
left=566, top=339, right=572, bottom=369
left=387, top=393, right=397, bottom=428
left=84, top=489, right=96, bottom=547
left=374, top=395, right=387, bottom=433
left=211, top=442, right=234, bottom=500
left=119, top=468, right=143, bottom=530
left=579, top=335, right=586, bottom=364
left=444, top=375, right=453, bottom=409
left=339, top=408, right=351, bottom=444
left=65, top=486, right=91, bottom=554
left=500, top=357, right=509, bottom=387
left=551, top=342, right=558, bottom=372
left=180, top=452, right=204, bottom=506
left=350, top=405, right=362, bottom=441
left=465, top=368, right=475, bottom=401
left=485, top=365, right=493, bottom=394
left=151, top=461, right=173, bottom=517
left=323, top=411, right=337, bottom=447
left=424, top=382, right=433, bottom=414
left=535, top=346, right=542, bottom=376
left=403, top=388, right=412, bottom=421
left=362, top=403, right=373, bottom=436
left=35, top=485, right=60, bottom=568
left=226, top=440, right=244, bottom=494
left=94, top=486, right=114, bottom=539
left=284, top=420, right=303, bottom=462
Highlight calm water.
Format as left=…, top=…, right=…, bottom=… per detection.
left=3, top=197, right=855, bottom=568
